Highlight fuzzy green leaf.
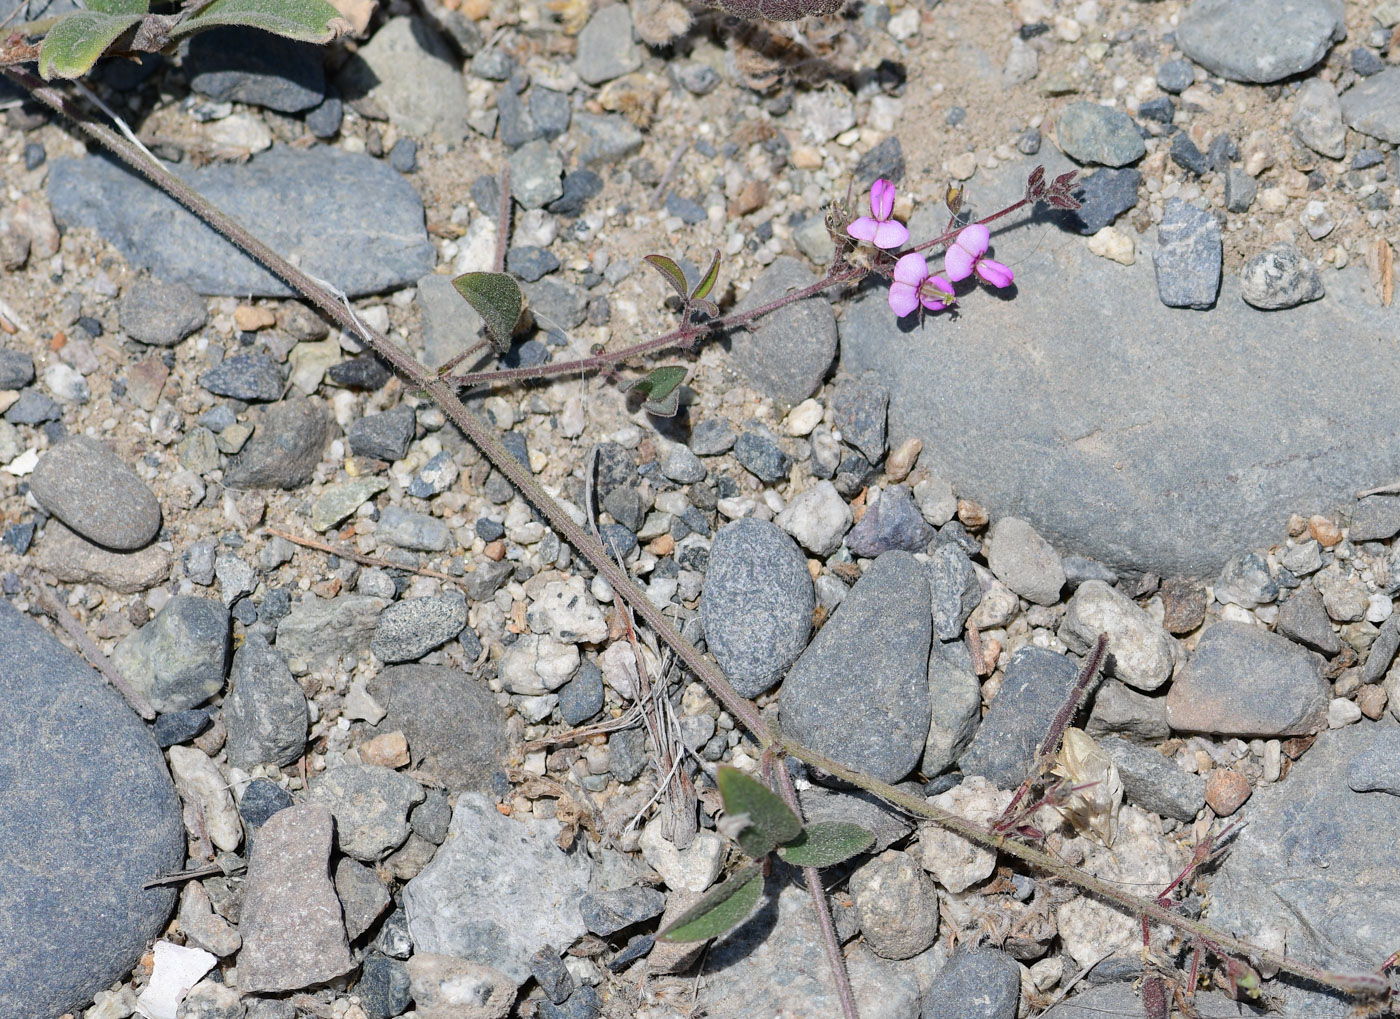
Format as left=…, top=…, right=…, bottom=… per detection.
left=776, top=821, right=875, bottom=868
left=641, top=389, right=682, bottom=418
left=452, top=272, right=522, bottom=355
left=717, top=766, right=801, bottom=858
left=86, top=0, right=150, bottom=14
left=621, top=365, right=686, bottom=418
left=171, top=0, right=347, bottom=41
left=644, top=254, right=689, bottom=300
left=37, top=10, right=143, bottom=79
left=656, top=863, right=764, bottom=942
left=690, top=250, right=721, bottom=302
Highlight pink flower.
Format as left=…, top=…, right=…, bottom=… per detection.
left=847, top=179, right=910, bottom=250
left=944, top=223, right=1014, bottom=287
left=888, top=253, right=955, bottom=317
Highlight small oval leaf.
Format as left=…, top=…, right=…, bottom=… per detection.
left=452, top=272, right=522, bottom=355
left=657, top=863, right=764, bottom=942
left=717, top=766, right=801, bottom=858
left=690, top=250, right=722, bottom=302
left=37, top=10, right=143, bottom=79
left=642, top=388, right=682, bottom=418
left=776, top=821, right=875, bottom=868
left=170, top=0, right=348, bottom=41
left=644, top=254, right=689, bottom=300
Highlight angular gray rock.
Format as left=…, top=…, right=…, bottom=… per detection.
left=572, top=4, right=641, bottom=85
left=1098, top=737, right=1205, bottom=821
left=1086, top=680, right=1170, bottom=743
left=0, top=599, right=184, bottom=1019
left=1055, top=102, right=1146, bottom=167
left=1176, top=0, right=1345, bottom=83
left=922, top=646, right=982, bottom=775
left=1153, top=199, right=1221, bottom=309
left=779, top=551, right=932, bottom=784
left=224, top=633, right=308, bottom=769
left=849, top=850, right=939, bottom=960
left=926, top=542, right=982, bottom=641
left=1274, top=583, right=1343, bottom=655
left=336, top=17, right=470, bottom=143
left=30, top=436, right=161, bottom=551
left=728, top=256, right=837, bottom=406
left=49, top=147, right=434, bottom=296
left=367, top=665, right=507, bottom=793
left=276, top=594, right=385, bottom=671
left=1290, top=79, right=1347, bottom=159
left=308, top=764, right=425, bottom=861
left=986, top=516, right=1065, bottom=605
left=111, top=596, right=230, bottom=713
left=223, top=398, right=331, bottom=490
left=1340, top=66, right=1400, bottom=144
left=921, top=948, right=1021, bottom=1019
left=960, top=647, right=1084, bottom=788
left=371, top=594, right=468, bottom=663
left=119, top=277, right=208, bottom=346
left=1239, top=243, right=1324, bottom=310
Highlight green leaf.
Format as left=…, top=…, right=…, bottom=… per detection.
left=170, top=0, right=348, bottom=42
left=776, top=822, right=875, bottom=868
left=656, top=863, right=764, bottom=942
left=86, top=0, right=150, bottom=14
left=641, top=389, right=682, bottom=418
left=38, top=11, right=143, bottom=78
left=621, top=365, right=687, bottom=418
left=690, top=250, right=721, bottom=302
left=717, top=766, right=801, bottom=858
left=644, top=254, right=689, bottom=301
left=452, top=272, right=523, bottom=355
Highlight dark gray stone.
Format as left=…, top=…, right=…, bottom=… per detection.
left=224, top=634, right=307, bottom=769
left=538, top=986, right=601, bottom=1019
left=599, top=523, right=636, bottom=559
left=1068, top=168, right=1141, bottom=234
left=336, top=859, right=392, bottom=941
left=855, top=136, right=905, bottom=185
left=367, top=665, right=507, bottom=793
left=463, top=559, right=513, bottom=601
left=559, top=660, right=605, bottom=725
left=701, top=518, right=813, bottom=698
left=111, top=596, right=230, bottom=713
left=1363, top=615, right=1400, bottom=684
left=578, top=886, right=666, bottom=936
left=665, top=194, right=707, bottom=225
left=305, top=89, right=344, bottom=138
left=1153, top=198, right=1221, bottom=309
left=1239, top=243, right=1324, bottom=310
left=0, top=349, right=34, bottom=389
left=529, top=945, right=576, bottom=1004
left=200, top=353, right=285, bottom=402
left=1055, top=102, right=1145, bottom=167
left=1350, top=495, right=1400, bottom=542
left=1275, top=583, right=1343, bottom=655
left=509, top=140, right=565, bottom=210
left=389, top=137, right=418, bottom=173
left=690, top=418, right=737, bottom=456
left=1224, top=168, right=1257, bottom=213
left=49, top=147, right=434, bottom=296
left=728, top=256, right=837, bottom=406
left=798, top=783, right=914, bottom=854
left=371, top=595, right=468, bottom=663
left=239, top=778, right=295, bottom=830
left=358, top=953, right=413, bottom=1019
left=497, top=81, right=538, bottom=149
left=921, top=949, right=1020, bottom=1019
left=1136, top=96, right=1174, bottom=125
left=186, top=28, right=326, bottom=113
left=846, top=485, right=933, bottom=558
left=224, top=398, right=331, bottom=489
left=734, top=430, right=791, bottom=482
left=1156, top=59, right=1195, bottom=93
left=1177, top=0, right=1345, bottom=83
left=522, top=277, right=588, bottom=330
left=409, top=788, right=452, bottom=845
left=548, top=170, right=604, bottom=218
left=1214, top=551, right=1277, bottom=607
left=1169, top=133, right=1210, bottom=176
left=831, top=376, right=888, bottom=462
left=4, top=390, right=60, bottom=425
left=779, top=552, right=932, bottom=783
left=1352, top=46, right=1385, bottom=76
left=531, top=88, right=571, bottom=139
left=508, top=246, right=560, bottom=282
left=960, top=647, right=1083, bottom=789
left=923, top=645, right=982, bottom=775
left=119, top=277, right=208, bottom=346
left=1099, top=736, right=1205, bottom=821
left=153, top=708, right=212, bottom=747
left=0, top=599, right=183, bottom=1019
left=608, top=727, right=648, bottom=782
left=407, top=450, right=458, bottom=498
left=1085, top=680, right=1170, bottom=742
left=30, top=436, right=161, bottom=551
left=926, top=542, right=982, bottom=641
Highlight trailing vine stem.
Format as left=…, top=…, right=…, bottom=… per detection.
left=7, top=64, right=1390, bottom=1010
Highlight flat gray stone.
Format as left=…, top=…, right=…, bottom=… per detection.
left=36, top=520, right=172, bottom=593
left=1153, top=199, right=1221, bottom=309
left=729, top=256, right=837, bottom=407
left=223, top=398, right=331, bottom=490
left=367, top=665, right=507, bottom=793
left=119, top=277, right=208, bottom=346
left=1176, top=0, right=1345, bottom=83
left=1340, top=67, right=1400, bottom=144
left=30, top=436, right=161, bottom=551
left=224, top=633, right=307, bottom=769
left=336, top=17, right=471, bottom=142
left=276, top=594, right=385, bottom=671
left=573, top=4, right=641, bottom=85
left=922, top=644, right=982, bottom=775
left=1055, top=102, right=1145, bottom=167
left=0, top=599, right=184, bottom=1019
left=839, top=155, right=1400, bottom=575
left=416, top=272, right=485, bottom=370
left=111, top=595, right=230, bottom=713
left=960, top=647, right=1084, bottom=788
left=921, top=948, right=1020, bottom=1019
left=49, top=147, right=434, bottom=297
left=1290, top=79, right=1347, bottom=159
left=1099, top=736, right=1205, bottom=821
left=307, top=764, right=425, bottom=861
left=371, top=595, right=468, bottom=663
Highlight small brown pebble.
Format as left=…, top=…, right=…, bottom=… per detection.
left=483, top=539, right=506, bottom=561
left=979, top=636, right=1001, bottom=675
left=360, top=731, right=410, bottom=769
left=1286, top=513, right=1309, bottom=537
left=1160, top=576, right=1207, bottom=635
left=729, top=179, right=769, bottom=217
left=646, top=534, right=675, bottom=556
left=957, top=498, right=989, bottom=528
left=1205, top=769, right=1252, bottom=816
left=49, top=331, right=66, bottom=351
left=885, top=437, right=923, bottom=482
left=1282, top=734, right=1317, bottom=759
left=1309, top=514, right=1342, bottom=547
left=311, top=578, right=342, bottom=598
left=234, top=304, right=277, bottom=332
left=1193, top=750, right=1214, bottom=774
left=1358, top=683, right=1388, bottom=719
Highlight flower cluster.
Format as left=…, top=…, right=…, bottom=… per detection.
left=846, top=179, right=1015, bottom=318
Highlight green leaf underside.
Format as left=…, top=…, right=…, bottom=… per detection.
left=641, top=389, right=681, bottom=417
left=717, top=766, right=801, bottom=858
left=644, top=254, right=689, bottom=300
left=171, top=0, right=345, bottom=40
left=452, top=272, right=521, bottom=355
left=691, top=250, right=721, bottom=302
left=656, top=863, right=764, bottom=942
left=38, top=11, right=143, bottom=78
left=776, top=821, right=875, bottom=868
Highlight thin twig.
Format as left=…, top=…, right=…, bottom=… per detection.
left=650, top=142, right=689, bottom=209
left=143, top=862, right=240, bottom=889
left=492, top=164, right=512, bottom=274
left=264, top=526, right=465, bottom=584
left=1357, top=480, right=1400, bottom=499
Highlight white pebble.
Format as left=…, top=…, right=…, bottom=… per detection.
left=785, top=398, right=824, bottom=436
left=1366, top=594, right=1393, bottom=624
left=1328, top=697, right=1362, bottom=728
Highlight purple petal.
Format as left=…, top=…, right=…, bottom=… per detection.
left=888, top=281, right=920, bottom=317
left=871, top=219, right=910, bottom=249
left=944, top=243, right=975, bottom=282
left=870, top=179, right=896, bottom=220
left=976, top=258, right=1014, bottom=288
left=956, top=223, right=990, bottom=258
left=920, top=275, right=955, bottom=311
left=847, top=217, right=878, bottom=243
left=892, top=252, right=929, bottom=286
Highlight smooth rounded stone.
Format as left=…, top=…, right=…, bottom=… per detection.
left=0, top=348, right=35, bottom=389
left=506, top=245, right=559, bottom=283
left=526, top=575, right=608, bottom=645
left=1341, top=67, right=1400, bottom=144
left=153, top=708, right=212, bottom=748
left=358, top=953, right=412, bottom=1019
left=224, top=633, right=307, bottom=769
left=1097, top=736, right=1205, bottom=821
left=986, top=516, right=1065, bottom=606
left=831, top=376, right=889, bottom=462
left=308, top=764, right=424, bottom=862
left=558, top=661, right=605, bottom=725
left=1275, top=583, right=1343, bottom=655
left=847, top=484, right=934, bottom=558
left=960, top=647, right=1084, bottom=788
left=1208, top=728, right=1400, bottom=1015
left=348, top=406, right=416, bottom=464
left=200, top=353, right=284, bottom=402
left=1165, top=621, right=1328, bottom=738
left=50, top=146, right=434, bottom=297
left=1239, top=243, right=1325, bottom=309
left=578, top=886, right=666, bottom=936
left=1153, top=198, right=1221, bottom=309
left=1290, top=78, right=1346, bottom=159
left=405, top=954, right=514, bottom=1019
left=1059, top=580, right=1175, bottom=691
left=186, top=27, right=325, bottom=112
left=1156, top=59, right=1195, bottom=93
left=376, top=504, right=451, bottom=552
left=798, top=784, right=915, bottom=854
left=573, top=3, right=641, bottom=84
left=922, top=646, right=982, bottom=775
left=659, top=443, right=706, bottom=484
left=776, top=480, right=851, bottom=557
left=509, top=139, right=565, bottom=210
left=1054, top=102, right=1145, bottom=167
left=779, top=551, right=932, bottom=784
left=238, top=804, right=356, bottom=993
left=112, top=596, right=230, bottom=712
left=0, top=599, right=183, bottom=1019
left=328, top=353, right=392, bottom=391
left=849, top=850, right=939, bottom=960
left=689, top=417, right=737, bottom=456
left=366, top=665, right=507, bottom=793
left=926, top=542, right=982, bottom=641
left=224, top=398, right=331, bottom=489
left=119, top=277, right=208, bottom=346
left=1085, top=679, right=1169, bottom=742
left=696, top=882, right=922, bottom=1019
left=1176, top=0, right=1344, bottom=82
left=918, top=776, right=1010, bottom=892
left=701, top=518, right=813, bottom=698
left=404, top=793, right=592, bottom=985
left=1345, top=727, right=1400, bottom=794
left=238, top=778, right=295, bottom=830
left=371, top=594, right=468, bottom=663
left=728, top=256, right=837, bottom=406
left=30, top=436, right=161, bottom=551
left=336, top=17, right=469, bottom=142
left=921, top=948, right=1020, bottom=1019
